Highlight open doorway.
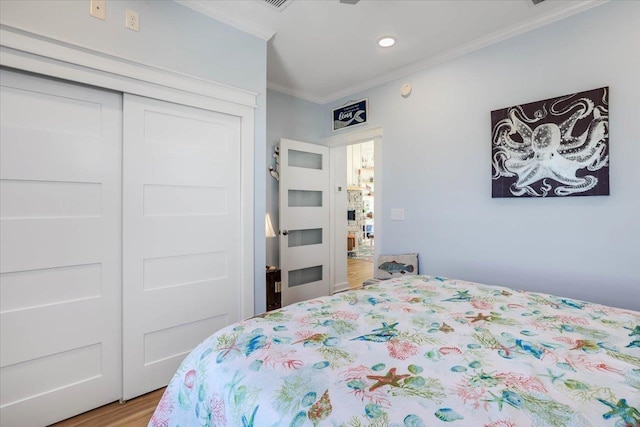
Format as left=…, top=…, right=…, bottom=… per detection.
left=346, top=140, right=374, bottom=288
left=326, top=125, right=382, bottom=294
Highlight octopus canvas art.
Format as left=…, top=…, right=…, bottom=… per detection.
left=491, top=87, right=609, bottom=197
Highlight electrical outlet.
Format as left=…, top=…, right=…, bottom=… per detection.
left=125, top=10, right=139, bottom=32
left=90, top=0, right=106, bottom=20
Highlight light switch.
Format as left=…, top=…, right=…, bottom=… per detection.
left=390, top=208, right=405, bottom=221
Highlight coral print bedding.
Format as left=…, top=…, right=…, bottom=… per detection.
left=149, top=275, right=640, bottom=427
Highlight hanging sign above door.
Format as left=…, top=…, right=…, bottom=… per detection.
left=333, top=99, right=368, bottom=131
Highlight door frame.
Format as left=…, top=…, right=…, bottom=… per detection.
left=322, top=126, right=383, bottom=293
left=0, top=24, right=257, bottom=320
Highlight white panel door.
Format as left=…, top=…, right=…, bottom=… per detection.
left=279, top=139, right=331, bottom=307
left=122, top=94, right=242, bottom=399
left=0, top=68, right=122, bottom=426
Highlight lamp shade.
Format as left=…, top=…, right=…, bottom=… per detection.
left=265, top=213, right=276, bottom=238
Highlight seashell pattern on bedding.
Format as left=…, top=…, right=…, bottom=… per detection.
left=150, top=275, right=640, bottom=426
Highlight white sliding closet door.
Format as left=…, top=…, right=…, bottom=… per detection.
left=122, top=95, right=242, bottom=399
left=0, top=69, right=122, bottom=426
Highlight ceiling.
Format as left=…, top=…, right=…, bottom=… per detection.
left=178, top=0, right=607, bottom=104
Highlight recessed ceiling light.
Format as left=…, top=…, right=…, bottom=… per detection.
left=378, top=36, right=396, bottom=48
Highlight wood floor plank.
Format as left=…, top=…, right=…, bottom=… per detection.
left=348, top=258, right=374, bottom=289
left=51, top=388, right=164, bottom=427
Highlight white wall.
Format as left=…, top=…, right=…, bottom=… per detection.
left=324, top=1, right=640, bottom=311
left=265, top=89, right=323, bottom=268
left=1, top=0, right=268, bottom=314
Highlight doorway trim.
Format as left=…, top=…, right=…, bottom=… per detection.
left=322, top=126, right=383, bottom=293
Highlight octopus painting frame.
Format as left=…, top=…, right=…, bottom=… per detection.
left=491, top=87, right=609, bottom=198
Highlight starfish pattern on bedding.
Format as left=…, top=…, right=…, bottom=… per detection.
left=467, top=313, right=492, bottom=323
left=366, top=368, right=410, bottom=391
left=598, top=398, right=640, bottom=424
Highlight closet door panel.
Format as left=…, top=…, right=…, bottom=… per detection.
left=123, top=94, right=241, bottom=400
left=0, top=128, right=103, bottom=183
left=1, top=298, right=103, bottom=366
left=0, top=68, right=122, bottom=427
left=1, top=217, right=101, bottom=272
left=140, top=144, right=228, bottom=186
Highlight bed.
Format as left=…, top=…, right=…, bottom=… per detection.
left=149, top=275, right=640, bottom=426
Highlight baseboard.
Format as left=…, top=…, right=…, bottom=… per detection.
left=332, top=281, right=350, bottom=294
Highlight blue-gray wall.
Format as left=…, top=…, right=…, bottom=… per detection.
left=323, top=1, right=639, bottom=311
left=0, top=0, right=268, bottom=314
left=265, top=89, right=324, bottom=268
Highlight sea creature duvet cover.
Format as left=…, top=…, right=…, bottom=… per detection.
left=150, top=275, right=640, bottom=427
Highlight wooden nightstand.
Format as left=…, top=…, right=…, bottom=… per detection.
left=266, top=269, right=281, bottom=311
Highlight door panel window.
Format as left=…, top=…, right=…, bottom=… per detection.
left=288, top=228, right=322, bottom=247
left=288, top=265, right=323, bottom=287
left=288, top=149, right=322, bottom=170
left=288, top=190, right=322, bottom=207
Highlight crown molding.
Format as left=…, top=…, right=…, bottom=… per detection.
left=266, top=80, right=324, bottom=104
left=0, top=23, right=258, bottom=109
left=269, top=0, right=609, bottom=105
left=177, top=0, right=276, bottom=41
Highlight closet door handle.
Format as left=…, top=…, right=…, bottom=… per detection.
left=281, top=230, right=289, bottom=236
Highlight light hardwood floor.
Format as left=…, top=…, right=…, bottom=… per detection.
left=52, top=260, right=373, bottom=426
left=348, top=257, right=374, bottom=289
left=51, top=388, right=164, bottom=427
